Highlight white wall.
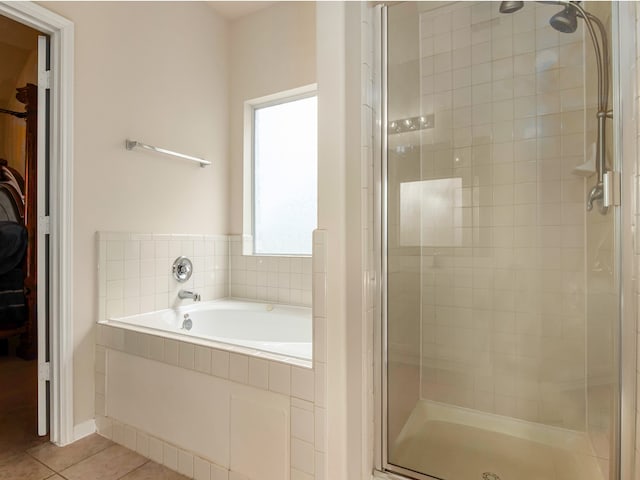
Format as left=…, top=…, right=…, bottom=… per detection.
left=316, top=3, right=348, bottom=479
left=227, top=1, right=316, bottom=234
left=42, top=1, right=229, bottom=428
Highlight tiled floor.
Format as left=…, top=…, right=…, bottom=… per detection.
left=0, top=355, right=188, bottom=480
left=0, top=355, right=46, bottom=459
left=1, top=434, right=190, bottom=480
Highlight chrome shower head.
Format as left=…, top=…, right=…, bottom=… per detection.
left=549, top=4, right=578, bottom=33
left=499, top=1, right=524, bottom=14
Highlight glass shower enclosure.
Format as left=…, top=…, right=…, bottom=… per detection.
left=381, top=2, right=620, bottom=479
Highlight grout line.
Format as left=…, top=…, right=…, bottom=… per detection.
left=25, top=435, right=115, bottom=474
left=25, top=455, right=57, bottom=479
left=48, top=471, right=72, bottom=480
left=115, top=459, right=151, bottom=480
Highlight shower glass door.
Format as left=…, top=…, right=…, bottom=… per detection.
left=383, top=2, right=620, bottom=479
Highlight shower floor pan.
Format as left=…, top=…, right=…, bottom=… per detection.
left=389, top=400, right=606, bottom=480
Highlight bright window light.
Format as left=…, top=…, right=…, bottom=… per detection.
left=253, top=95, right=317, bottom=255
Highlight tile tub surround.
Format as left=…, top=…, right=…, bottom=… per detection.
left=94, top=229, right=328, bottom=480
left=229, top=236, right=313, bottom=307
left=97, top=232, right=312, bottom=325
left=105, top=298, right=312, bottom=366
left=97, top=233, right=229, bottom=321
left=95, top=325, right=318, bottom=480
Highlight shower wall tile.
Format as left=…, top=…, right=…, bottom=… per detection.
left=407, top=0, right=588, bottom=430
left=97, top=232, right=229, bottom=321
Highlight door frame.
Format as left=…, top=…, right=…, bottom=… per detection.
left=0, top=1, right=74, bottom=446
left=615, top=3, right=638, bottom=479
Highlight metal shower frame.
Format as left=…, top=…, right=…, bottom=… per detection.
left=374, top=2, right=633, bottom=480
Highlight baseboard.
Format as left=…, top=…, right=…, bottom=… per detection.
left=73, top=419, right=96, bottom=442
left=373, top=470, right=406, bottom=479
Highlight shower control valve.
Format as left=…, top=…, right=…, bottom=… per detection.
left=172, top=256, right=193, bottom=282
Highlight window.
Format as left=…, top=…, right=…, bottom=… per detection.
left=245, top=87, right=317, bottom=256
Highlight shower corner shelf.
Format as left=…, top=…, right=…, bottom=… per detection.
left=573, top=157, right=596, bottom=177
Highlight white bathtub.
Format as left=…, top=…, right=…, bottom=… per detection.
left=104, top=298, right=312, bottom=362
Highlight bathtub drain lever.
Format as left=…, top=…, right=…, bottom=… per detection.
left=181, top=314, right=193, bottom=331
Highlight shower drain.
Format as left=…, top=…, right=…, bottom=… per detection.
left=482, top=474, right=501, bottom=480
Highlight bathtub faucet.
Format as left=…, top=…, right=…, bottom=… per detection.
left=178, top=290, right=201, bottom=302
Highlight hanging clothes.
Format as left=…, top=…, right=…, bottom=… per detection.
left=0, top=221, right=27, bottom=328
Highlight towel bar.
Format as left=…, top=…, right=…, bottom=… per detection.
left=125, top=139, right=210, bottom=168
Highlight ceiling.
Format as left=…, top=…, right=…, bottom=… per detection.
left=207, top=1, right=277, bottom=20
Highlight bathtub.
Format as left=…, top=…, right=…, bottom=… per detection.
left=102, top=298, right=312, bottom=362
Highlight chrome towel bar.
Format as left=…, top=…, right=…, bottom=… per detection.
left=125, top=139, right=211, bottom=168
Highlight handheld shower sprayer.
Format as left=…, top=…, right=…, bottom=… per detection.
left=499, top=1, right=612, bottom=214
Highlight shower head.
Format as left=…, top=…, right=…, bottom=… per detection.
left=499, top=1, right=524, bottom=14
left=549, top=5, right=578, bottom=33
left=500, top=1, right=580, bottom=34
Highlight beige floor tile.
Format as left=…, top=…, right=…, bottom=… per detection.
left=0, top=357, right=37, bottom=413
left=0, top=357, right=47, bottom=463
left=0, top=452, right=54, bottom=480
left=27, top=433, right=114, bottom=471
left=119, top=461, right=191, bottom=480
left=59, top=444, right=147, bottom=480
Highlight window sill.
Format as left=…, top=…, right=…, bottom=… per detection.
left=240, top=235, right=312, bottom=258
